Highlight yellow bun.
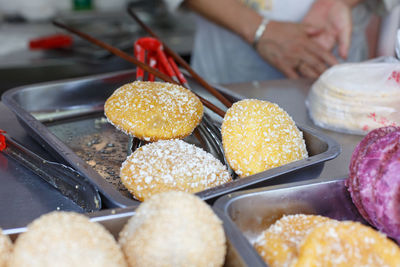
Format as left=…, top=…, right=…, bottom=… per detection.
left=295, top=221, right=400, bottom=267
left=0, top=229, right=12, bottom=267
left=120, top=139, right=232, bottom=201
left=254, top=214, right=333, bottom=267
left=119, top=191, right=226, bottom=267
left=104, top=81, right=203, bottom=141
left=222, top=99, right=308, bottom=177
left=9, top=212, right=127, bottom=267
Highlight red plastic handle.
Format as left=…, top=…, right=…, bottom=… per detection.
left=134, top=43, right=145, bottom=81
left=168, top=56, right=187, bottom=85
left=0, top=130, right=6, bottom=151
left=29, top=34, right=73, bottom=50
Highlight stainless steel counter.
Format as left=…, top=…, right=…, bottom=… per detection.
left=223, top=79, right=364, bottom=181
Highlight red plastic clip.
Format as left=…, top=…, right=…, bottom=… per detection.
left=0, top=130, right=7, bottom=151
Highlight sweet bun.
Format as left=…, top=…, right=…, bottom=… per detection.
left=120, top=139, right=232, bottom=201
left=9, top=212, right=127, bottom=267
left=222, top=99, right=308, bottom=177
left=295, top=221, right=400, bottom=266
left=104, top=81, right=203, bottom=141
left=119, top=191, right=226, bottom=267
left=254, top=214, right=333, bottom=267
left=0, top=229, right=12, bottom=267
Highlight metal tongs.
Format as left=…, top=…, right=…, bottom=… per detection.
left=0, top=130, right=101, bottom=212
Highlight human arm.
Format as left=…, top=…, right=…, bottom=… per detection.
left=183, top=0, right=338, bottom=79
left=303, top=0, right=364, bottom=59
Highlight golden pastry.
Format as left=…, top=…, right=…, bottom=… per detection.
left=120, top=139, right=232, bottom=201
left=222, top=99, right=308, bottom=177
left=105, top=81, right=203, bottom=141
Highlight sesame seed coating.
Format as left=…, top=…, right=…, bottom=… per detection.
left=104, top=81, right=203, bottom=141
left=119, top=191, right=226, bottom=267
left=221, top=99, right=308, bottom=177
left=120, top=139, right=232, bottom=201
left=0, top=229, right=12, bottom=267
left=9, top=212, right=127, bottom=267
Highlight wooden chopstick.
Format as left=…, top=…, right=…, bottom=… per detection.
left=52, top=20, right=226, bottom=118
left=127, top=7, right=233, bottom=109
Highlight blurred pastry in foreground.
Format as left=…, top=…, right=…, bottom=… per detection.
left=0, top=229, right=12, bottom=267
left=295, top=221, right=400, bottom=266
left=254, top=214, right=400, bottom=267
left=254, top=214, right=333, bottom=267
left=120, top=139, right=232, bottom=201
left=307, top=62, right=400, bottom=135
left=119, top=191, right=226, bottom=267
left=222, top=99, right=308, bottom=177
left=104, top=81, right=203, bottom=141
left=347, top=126, right=400, bottom=242
left=9, top=212, right=127, bottom=267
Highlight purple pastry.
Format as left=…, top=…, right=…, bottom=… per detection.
left=356, top=131, right=400, bottom=227
left=347, top=126, right=400, bottom=224
left=373, top=144, right=400, bottom=242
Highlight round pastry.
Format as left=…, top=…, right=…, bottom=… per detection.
left=254, top=214, right=333, bottom=267
left=307, top=63, right=400, bottom=134
left=0, top=229, right=12, bottom=267
left=118, top=191, right=226, bottom=267
left=347, top=126, right=400, bottom=242
left=347, top=126, right=400, bottom=224
left=221, top=99, right=308, bottom=177
left=294, top=221, right=400, bottom=266
left=9, top=212, right=127, bottom=267
left=120, top=139, right=232, bottom=201
left=104, top=81, right=203, bottom=141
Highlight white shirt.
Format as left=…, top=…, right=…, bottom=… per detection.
left=165, top=0, right=398, bottom=84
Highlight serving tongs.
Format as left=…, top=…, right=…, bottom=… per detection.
left=53, top=12, right=235, bottom=173
left=0, top=130, right=101, bottom=212
left=129, top=37, right=229, bottom=169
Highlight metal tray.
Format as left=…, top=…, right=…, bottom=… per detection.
left=3, top=204, right=253, bottom=267
left=2, top=69, right=340, bottom=208
left=213, top=178, right=368, bottom=267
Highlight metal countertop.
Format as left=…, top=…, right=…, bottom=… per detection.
left=222, top=79, right=364, bottom=181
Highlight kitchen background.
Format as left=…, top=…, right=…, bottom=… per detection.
left=0, top=0, right=195, bottom=93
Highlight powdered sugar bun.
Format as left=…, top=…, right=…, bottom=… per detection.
left=9, top=212, right=127, bottom=267
left=120, top=139, right=232, bottom=201
left=119, top=191, right=226, bottom=267
left=222, top=99, right=308, bottom=177
left=254, top=214, right=333, bottom=267
left=295, top=221, right=400, bottom=266
left=104, top=81, right=203, bottom=141
left=0, top=229, right=12, bottom=267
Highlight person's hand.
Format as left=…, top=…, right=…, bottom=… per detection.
left=256, top=21, right=338, bottom=79
left=303, top=0, right=352, bottom=59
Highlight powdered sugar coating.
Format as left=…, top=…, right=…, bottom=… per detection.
left=254, top=214, right=333, bottom=267
left=0, top=229, right=12, bottom=267
left=118, top=191, right=226, bottom=267
left=9, top=212, right=127, bottom=267
left=104, top=81, right=203, bottom=141
left=120, top=139, right=232, bottom=201
left=295, top=221, right=400, bottom=266
left=221, top=99, right=308, bottom=177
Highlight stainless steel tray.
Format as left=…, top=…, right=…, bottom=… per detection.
left=213, top=178, right=368, bottom=266
left=3, top=205, right=255, bottom=267
left=2, top=69, right=340, bottom=208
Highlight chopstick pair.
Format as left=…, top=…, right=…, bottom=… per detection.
left=53, top=10, right=232, bottom=118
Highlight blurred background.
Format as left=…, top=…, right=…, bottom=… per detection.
left=0, top=0, right=195, bottom=93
